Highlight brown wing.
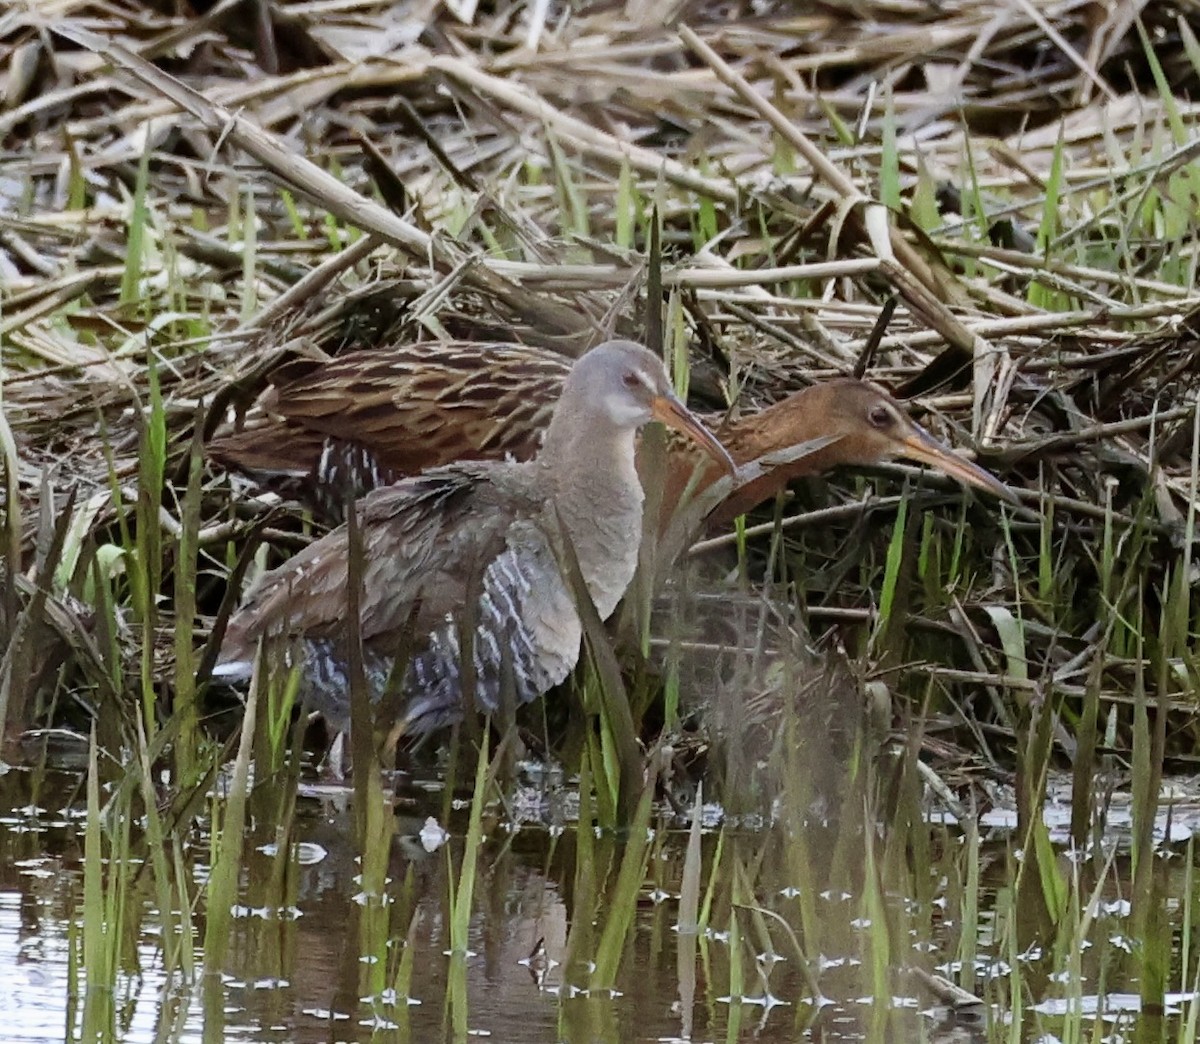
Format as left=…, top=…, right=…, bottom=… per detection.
left=210, top=342, right=569, bottom=479
left=207, top=419, right=329, bottom=480
left=219, top=461, right=546, bottom=665
left=269, top=342, right=569, bottom=472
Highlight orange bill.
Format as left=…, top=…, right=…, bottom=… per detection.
left=897, top=425, right=1019, bottom=505
left=651, top=393, right=736, bottom=475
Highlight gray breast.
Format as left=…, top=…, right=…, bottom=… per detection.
left=563, top=485, right=644, bottom=622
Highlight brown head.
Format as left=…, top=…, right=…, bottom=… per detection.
left=703, top=378, right=1015, bottom=523
left=775, top=380, right=1013, bottom=497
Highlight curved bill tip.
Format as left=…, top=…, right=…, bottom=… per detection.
left=899, top=428, right=1020, bottom=505
left=651, top=394, right=736, bottom=475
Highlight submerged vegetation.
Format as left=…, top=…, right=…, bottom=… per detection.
left=3, top=1, right=1200, bottom=1040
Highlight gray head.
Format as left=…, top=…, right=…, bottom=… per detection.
left=554, top=340, right=734, bottom=471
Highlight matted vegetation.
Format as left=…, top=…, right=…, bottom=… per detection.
left=3, top=1, right=1200, bottom=1040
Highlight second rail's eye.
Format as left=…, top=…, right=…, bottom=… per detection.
left=868, top=405, right=891, bottom=429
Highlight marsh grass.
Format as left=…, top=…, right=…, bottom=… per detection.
left=445, top=731, right=491, bottom=1035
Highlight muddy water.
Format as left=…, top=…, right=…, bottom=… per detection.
left=0, top=762, right=1192, bottom=1042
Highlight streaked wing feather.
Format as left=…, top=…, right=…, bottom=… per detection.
left=265, top=343, right=568, bottom=473
left=207, top=421, right=331, bottom=479
left=222, top=462, right=544, bottom=659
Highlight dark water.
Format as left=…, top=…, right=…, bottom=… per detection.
left=0, top=760, right=1193, bottom=1042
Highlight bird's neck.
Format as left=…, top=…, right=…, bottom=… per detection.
left=719, top=385, right=830, bottom=464
left=656, top=385, right=842, bottom=527
left=712, top=386, right=849, bottom=523
left=539, top=422, right=644, bottom=620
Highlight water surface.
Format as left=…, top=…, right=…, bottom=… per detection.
left=0, top=760, right=1194, bottom=1042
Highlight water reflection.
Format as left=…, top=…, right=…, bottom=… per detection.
left=2, top=763, right=1196, bottom=1041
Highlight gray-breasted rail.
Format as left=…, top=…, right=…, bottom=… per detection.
left=213, top=340, right=734, bottom=737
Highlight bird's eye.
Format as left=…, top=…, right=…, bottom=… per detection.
left=868, top=405, right=891, bottom=428
left=623, top=371, right=641, bottom=389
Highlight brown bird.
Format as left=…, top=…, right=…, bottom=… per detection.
left=213, top=340, right=734, bottom=737
left=210, top=341, right=1015, bottom=523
